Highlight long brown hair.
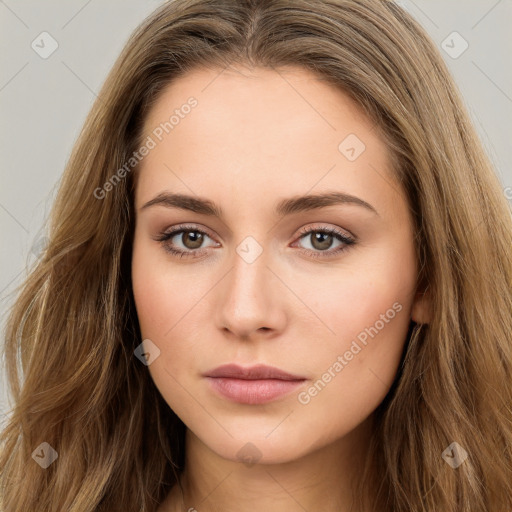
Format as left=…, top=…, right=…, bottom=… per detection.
left=1, top=1, right=511, bottom=510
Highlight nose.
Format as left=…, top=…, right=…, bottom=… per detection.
left=215, top=245, right=287, bottom=340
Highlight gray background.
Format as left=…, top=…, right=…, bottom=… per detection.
left=1, top=0, right=511, bottom=422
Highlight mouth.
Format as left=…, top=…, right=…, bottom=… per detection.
left=203, top=364, right=307, bottom=405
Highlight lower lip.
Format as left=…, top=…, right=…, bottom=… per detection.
left=205, top=377, right=306, bottom=404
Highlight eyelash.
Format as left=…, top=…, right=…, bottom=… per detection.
left=155, top=223, right=356, bottom=260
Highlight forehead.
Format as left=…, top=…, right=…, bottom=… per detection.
left=142, top=64, right=377, bottom=144
left=135, top=65, right=404, bottom=222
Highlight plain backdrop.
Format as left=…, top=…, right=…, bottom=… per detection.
left=1, top=0, right=511, bottom=422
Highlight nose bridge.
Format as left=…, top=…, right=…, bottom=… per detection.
left=216, top=234, right=284, bottom=336
left=228, top=237, right=271, bottom=307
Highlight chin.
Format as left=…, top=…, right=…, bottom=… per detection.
left=188, top=417, right=321, bottom=466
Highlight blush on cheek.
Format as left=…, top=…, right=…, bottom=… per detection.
left=334, top=298, right=408, bottom=372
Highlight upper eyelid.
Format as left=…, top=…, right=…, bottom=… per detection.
left=163, top=224, right=217, bottom=242
left=297, top=224, right=354, bottom=239
left=162, top=223, right=353, bottom=238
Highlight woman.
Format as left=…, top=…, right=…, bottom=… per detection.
left=1, top=1, right=511, bottom=511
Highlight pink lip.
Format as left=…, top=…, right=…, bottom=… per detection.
left=204, top=364, right=307, bottom=405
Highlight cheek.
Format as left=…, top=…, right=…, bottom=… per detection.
left=312, top=236, right=416, bottom=347
left=131, top=235, right=203, bottom=337
left=291, top=293, right=411, bottom=445
left=299, top=276, right=410, bottom=384
left=293, top=251, right=415, bottom=421
left=329, top=292, right=408, bottom=387
left=131, top=237, right=212, bottom=378
left=131, top=242, right=205, bottom=421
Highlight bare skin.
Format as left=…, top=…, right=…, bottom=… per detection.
left=131, top=65, right=430, bottom=512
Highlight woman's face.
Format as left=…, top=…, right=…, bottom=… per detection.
left=131, top=65, right=428, bottom=464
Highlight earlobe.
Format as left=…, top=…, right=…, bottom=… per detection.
left=411, top=288, right=432, bottom=324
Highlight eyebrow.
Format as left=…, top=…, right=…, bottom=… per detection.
left=140, top=191, right=379, bottom=217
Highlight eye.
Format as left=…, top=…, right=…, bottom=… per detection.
left=154, top=223, right=356, bottom=259
left=292, top=225, right=355, bottom=258
left=155, top=224, right=218, bottom=259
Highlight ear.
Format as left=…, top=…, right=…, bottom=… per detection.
left=411, top=286, right=432, bottom=324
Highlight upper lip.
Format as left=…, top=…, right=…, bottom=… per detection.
left=204, top=364, right=306, bottom=381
